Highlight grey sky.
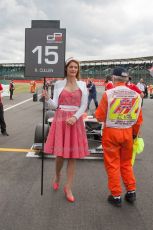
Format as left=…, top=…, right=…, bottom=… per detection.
left=0, top=0, right=153, bottom=63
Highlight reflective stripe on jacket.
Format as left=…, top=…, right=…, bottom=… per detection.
left=105, top=85, right=142, bottom=128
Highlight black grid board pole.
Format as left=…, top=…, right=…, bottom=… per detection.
left=41, top=77, right=46, bottom=195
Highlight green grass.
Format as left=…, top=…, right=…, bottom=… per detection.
left=14, top=83, right=30, bottom=94
left=14, top=83, right=42, bottom=94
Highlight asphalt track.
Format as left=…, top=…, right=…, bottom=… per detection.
left=0, top=87, right=153, bottom=230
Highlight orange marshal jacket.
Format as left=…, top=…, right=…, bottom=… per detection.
left=95, top=82, right=143, bottom=136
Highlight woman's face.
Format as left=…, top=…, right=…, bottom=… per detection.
left=66, top=61, right=79, bottom=78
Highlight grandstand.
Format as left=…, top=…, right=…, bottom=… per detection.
left=0, top=56, right=153, bottom=84
left=0, top=63, right=24, bottom=81
left=80, top=56, right=153, bottom=84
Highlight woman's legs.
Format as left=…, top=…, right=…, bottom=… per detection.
left=54, top=156, right=64, bottom=183
left=53, top=157, right=76, bottom=200
left=65, top=159, right=76, bottom=197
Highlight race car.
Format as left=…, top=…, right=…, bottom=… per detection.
left=33, top=110, right=103, bottom=159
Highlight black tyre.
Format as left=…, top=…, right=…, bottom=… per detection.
left=45, top=110, right=55, bottom=124
left=88, top=139, right=101, bottom=149
left=85, top=121, right=101, bottom=131
left=34, top=123, right=49, bottom=143
left=33, top=93, right=38, bottom=102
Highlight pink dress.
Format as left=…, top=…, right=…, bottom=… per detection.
left=44, top=89, right=89, bottom=158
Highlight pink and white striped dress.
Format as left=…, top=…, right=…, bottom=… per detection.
left=44, top=89, right=89, bottom=158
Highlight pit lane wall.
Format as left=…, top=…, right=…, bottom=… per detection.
left=10, top=78, right=105, bottom=86
left=1, top=78, right=105, bottom=97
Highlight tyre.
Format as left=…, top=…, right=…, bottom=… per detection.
left=88, top=139, right=101, bottom=149
left=150, top=93, right=153, bottom=99
left=45, top=110, right=55, bottom=124
left=34, top=122, right=49, bottom=143
left=85, top=121, right=101, bottom=131
left=33, top=93, right=38, bottom=102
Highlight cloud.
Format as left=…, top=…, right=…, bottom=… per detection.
left=0, top=0, right=153, bottom=63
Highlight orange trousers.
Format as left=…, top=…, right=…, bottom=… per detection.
left=102, top=127, right=136, bottom=196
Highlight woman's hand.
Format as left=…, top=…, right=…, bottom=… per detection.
left=66, top=116, right=77, bottom=126
left=42, top=90, right=50, bottom=101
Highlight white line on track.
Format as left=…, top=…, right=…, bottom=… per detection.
left=4, top=97, right=33, bottom=111
left=4, top=93, right=42, bottom=111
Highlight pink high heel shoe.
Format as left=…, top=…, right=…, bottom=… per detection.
left=52, top=182, right=59, bottom=191
left=64, top=187, right=75, bottom=203
left=52, top=175, right=60, bottom=191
